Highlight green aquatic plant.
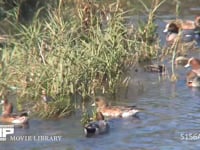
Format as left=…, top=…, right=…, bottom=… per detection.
left=170, top=30, right=181, bottom=82
left=175, top=0, right=180, bottom=19
left=81, top=111, right=91, bottom=126
left=81, top=107, right=97, bottom=126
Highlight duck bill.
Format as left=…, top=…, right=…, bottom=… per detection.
left=0, top=100, right=5, bottom=105
left=184, top=63, right=190, bottom=68
left=163, top=28, right=168, bottom=33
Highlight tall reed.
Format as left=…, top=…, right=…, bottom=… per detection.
left=0, top=0, right=165, bottom=118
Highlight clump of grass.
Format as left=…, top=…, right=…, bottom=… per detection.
left=137, top=0, right=163, bottom=43
left=0, top=0, right=166, bottom=118
left=132, top=0, right=166, bottom=62
left=81, top=108, right=97, bottom=126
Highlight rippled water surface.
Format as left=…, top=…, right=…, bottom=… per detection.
left=1, top=1, right=200, bottom=150
left=2, top=69, right=200, bottom=150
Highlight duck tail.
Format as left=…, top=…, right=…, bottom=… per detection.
left=126, top=105, right=137, bottom=108
left=19, top=111, right=29, bottom=117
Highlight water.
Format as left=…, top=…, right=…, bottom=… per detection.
left=2, top=70, right=200, bottom=150
left=1, top=1, right=200, bottom=150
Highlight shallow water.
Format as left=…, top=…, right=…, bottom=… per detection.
left=1, top=1, right=200, bottom=150
left=2, top=67, right=200, bottom=150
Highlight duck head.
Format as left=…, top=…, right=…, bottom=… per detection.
left=158, top=65, right=166, bottom=74
left=184, top=57, right=200, bottom=69
left=84, top=123, right=100, bottom=137
left=92, top=97, right=108, bottom=109
left=163, top=22, right=179, bottom=34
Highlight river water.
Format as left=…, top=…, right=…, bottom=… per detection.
left=1, top=1, right=200, bottom=150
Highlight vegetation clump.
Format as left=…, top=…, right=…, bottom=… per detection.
left=0, top=0, right=164, bottom=118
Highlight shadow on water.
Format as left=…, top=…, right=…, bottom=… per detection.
left=1, top=1, right=200, bottom=150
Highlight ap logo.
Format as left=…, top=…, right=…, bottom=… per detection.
left=0, top=125, right=14, bottom=141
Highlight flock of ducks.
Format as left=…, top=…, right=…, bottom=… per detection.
left=165, top=16, right=200, bottom=87
left=1, top=15, right=200, bottom=138
left=145, top=15, right=200, bottom=86
left=85, top=57, right=200, bottom=137
left=84, top=16, right=200, bottom=137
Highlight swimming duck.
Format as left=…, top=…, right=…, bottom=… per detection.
left=184, top=57, right=200, bottom=76
left=84, top=112, right=109, bottom=137
left=163, top=16, right=200, bottom=44
left=0, top=99, right=29, bottom=124
left=185, top=57, right=200, bottom=87
left=0, top=115, right=28, bottom=124
left=175, top=56, right=188, bottom=66
left=92, top=97, right=140, bottom=118
left=163, top=22, right=195, bottom=44
left=144, top=64, right=166, bottom=74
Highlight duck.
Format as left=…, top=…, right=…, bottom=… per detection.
left=184, top=57, right=200, bottom=76
left=92, top=97, right=140, bottom=118
left=0, top=100, right=28, bottom=124
left=0, top=115, right=28, bottom=124
left=84, top=112, right=109, bottom=137
left=175, top=56, right=188, bottom=66
left=144, top=64, right=166, bottom=74
left=163, top=16, right=200, bottom=44
left=163, top=22, right=195, bottom=44
left=163, top=22, right=180, bottom=44
left=185, top=57, right=200, bottom=87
